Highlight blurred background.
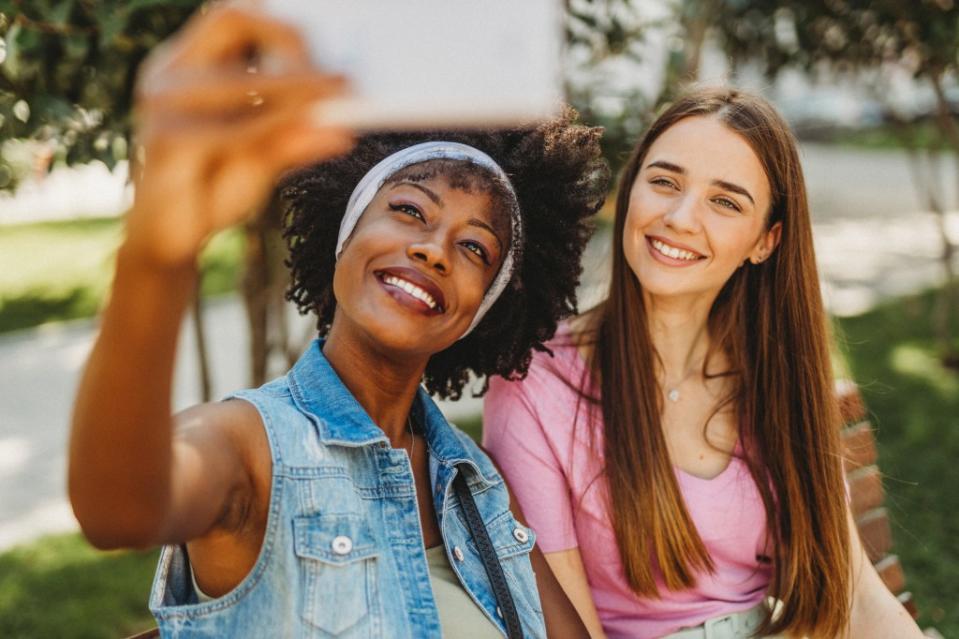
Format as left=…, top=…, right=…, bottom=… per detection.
left=0, top=1, right=956, bottom=636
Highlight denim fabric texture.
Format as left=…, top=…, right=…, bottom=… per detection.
left=148, top=340, right=545, bottom=638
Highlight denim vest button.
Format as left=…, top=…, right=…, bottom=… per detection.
left=452, top=546, right=465, bottom=562
left=331, top=535, right=353, bottom=555
left=512, top=527, right=529, bottom=543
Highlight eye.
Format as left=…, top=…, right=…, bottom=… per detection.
left=713, top=196, right=742, bottom=212
left=650, top=176, right=678, bottom=190
left=389, top=202, right=425, bottom=221
left=461, top=240, right=490, bottom=265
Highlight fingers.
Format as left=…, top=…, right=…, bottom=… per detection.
left=231, top=100, right=355, bottom=168
left=139, top=4, right=313, bottom=92
left=139, top=69, right=348, bottom=121
left=175, top=5, right=311, bottom=67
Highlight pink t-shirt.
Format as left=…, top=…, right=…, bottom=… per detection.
left=482, top=327, right=772, bottom=638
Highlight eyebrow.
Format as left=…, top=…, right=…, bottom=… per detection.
left=468, top=219, right=504, bottom=251
left=391, top=181, right=505, bottom=251
left=394, top=181, right=442, bottom=206
left=645, top=160, right=756, bottom=206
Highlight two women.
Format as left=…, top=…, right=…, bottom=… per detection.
left=484, top=89, right=925, bottom=638
left=68, top=5, right=607, bottom=637
left=68, top=4, right=920, bottom=637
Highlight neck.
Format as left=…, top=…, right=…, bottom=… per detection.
left=322, top=315, right=428, bottom=445
left=644, top=290, right=715, bottom=381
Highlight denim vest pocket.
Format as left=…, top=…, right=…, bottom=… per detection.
left=293, top=513, right=379, bottom=635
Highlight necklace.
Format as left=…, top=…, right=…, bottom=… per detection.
left=664, top=364, right=702, bottom=403
left=406, top=414, right=416, bottom=466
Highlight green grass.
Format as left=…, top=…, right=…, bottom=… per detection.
left=0, top=217, right=244, bottom=333
left=0, top=533, right=158, bottom=638
left=819, top=120, right=944, bottom=151
left=838, top=289, right=959, bottom=634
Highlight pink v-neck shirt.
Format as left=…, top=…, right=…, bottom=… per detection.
left=482, top=327, right=772, bottom=638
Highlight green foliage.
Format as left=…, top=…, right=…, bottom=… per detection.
left=838, top=289, right=959, bottom=635
left=0, top=533, right=158, bottom=638
left=0, top=0, right=202, bottom=188
left=714, top=1, right=959, bottom=80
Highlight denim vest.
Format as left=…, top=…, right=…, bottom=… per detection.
left=149, top=340, right=546, bottom=638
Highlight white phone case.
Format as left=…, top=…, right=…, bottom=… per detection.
left=263, top=0, right=563, bottom=129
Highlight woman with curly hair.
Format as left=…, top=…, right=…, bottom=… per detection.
left=68, top=6, right=606, bottom=638
left=483, top=88, right=924, bottom=638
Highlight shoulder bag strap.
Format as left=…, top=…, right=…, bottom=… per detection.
left=453, top=464, right=524, bottom=638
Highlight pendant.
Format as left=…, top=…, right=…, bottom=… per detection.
left=667, top=388, right=680, bottom=402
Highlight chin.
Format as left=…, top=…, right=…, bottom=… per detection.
left=355, top=309, right=458, bottom=357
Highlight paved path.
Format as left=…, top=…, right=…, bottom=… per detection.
left=1, top=143, right=958, bottom=551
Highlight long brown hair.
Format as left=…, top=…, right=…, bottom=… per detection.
left=582, top=87, right=850, bottom=637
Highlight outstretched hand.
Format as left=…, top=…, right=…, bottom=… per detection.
left=126, top=3, right=354, bottom=267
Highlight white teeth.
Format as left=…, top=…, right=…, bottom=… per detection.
left=383, top=275, right=438, bottom=309
left=651, top=238, right=700, bottom=261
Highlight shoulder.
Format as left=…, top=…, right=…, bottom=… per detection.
left=488, top=321, right=587, bottom=400
left=173, top=397, right=266, bottom=456
left=447, top=422, right=503, bottom=482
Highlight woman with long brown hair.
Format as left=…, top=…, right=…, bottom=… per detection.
left=482, top=87, right=923, bottom=638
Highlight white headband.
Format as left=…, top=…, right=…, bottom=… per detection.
left=335, top=141, right=522, bottom=337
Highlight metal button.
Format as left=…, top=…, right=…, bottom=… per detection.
left=452, top=546, right=465, bottom=562
left=512, top=527, right=529, bottom=543
left=331, top=535, right=353, bottom=555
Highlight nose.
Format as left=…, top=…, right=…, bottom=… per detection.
left=662, top=193, right=702, bottom=234
left=408, top=239, right=449, bottom=274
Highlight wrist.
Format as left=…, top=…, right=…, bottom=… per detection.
left=113, top=241, right=201, bottom=299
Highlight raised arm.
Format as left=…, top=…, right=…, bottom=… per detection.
left=68, top=5, right=352, bottom=550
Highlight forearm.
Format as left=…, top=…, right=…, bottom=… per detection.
left=68, top=242, right=198, bottom=547
left=848, top=572, right=923, bottom=639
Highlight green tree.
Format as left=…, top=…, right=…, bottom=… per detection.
left=0, top=0, right=201, bottom=186
left=714, top=0, right=959, bottom=366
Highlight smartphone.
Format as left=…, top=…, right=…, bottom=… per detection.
left=262, top=0, right=563, bottom=129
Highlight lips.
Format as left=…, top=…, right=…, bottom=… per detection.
left=374, top=267, right=447, bottom=315
left=646, top=235, right=706, bottom=264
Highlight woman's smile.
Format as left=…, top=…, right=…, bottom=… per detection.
left=375, top=266, right=447, bottom=315
left=645, top=235, right=707, bottom=267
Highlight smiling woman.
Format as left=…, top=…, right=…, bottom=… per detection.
left=66, top=6, right=608, bottom=638
left=283, top=128, right=608, bottom=399
left=483, top=87, right=925, bottom=639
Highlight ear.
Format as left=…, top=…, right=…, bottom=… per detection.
left=748, top=221, right=782, bottom=264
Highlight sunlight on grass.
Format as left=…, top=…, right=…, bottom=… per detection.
left=0, top=533, right=157, bottom=639
left=889, top=343, right=959, bottom=397
left=840, top=289, right=959, bottom=633
left=0, top=217, right=244, bottom=333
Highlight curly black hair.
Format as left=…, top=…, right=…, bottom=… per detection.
left=280, top=109, right=609, bottom=399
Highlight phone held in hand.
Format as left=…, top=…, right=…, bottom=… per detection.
left=262, top=0, right=563, bottom=130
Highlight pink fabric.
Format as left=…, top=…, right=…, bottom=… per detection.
left=482, top=326, right=772, bottom=638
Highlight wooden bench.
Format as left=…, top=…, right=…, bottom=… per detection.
left=836, top=379, right=942, bottom=635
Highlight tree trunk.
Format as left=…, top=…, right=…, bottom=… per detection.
left=681, top=0, right=718, bottom=80
left=242, top=220, right=270, bottom=387
left=929, top=71, right=959, bottom=367
left=191, top=279, right=212, bottom=402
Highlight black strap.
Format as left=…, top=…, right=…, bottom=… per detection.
left=453, top=465, right=524, bottom=639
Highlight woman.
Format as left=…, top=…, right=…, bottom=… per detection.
left=483, top=88, right=924, bottom=638
left=68, top=5, right=608, bottom=637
